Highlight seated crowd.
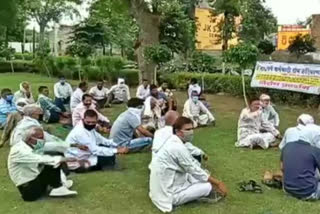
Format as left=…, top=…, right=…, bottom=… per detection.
left=2, top=76, right=320, bottom=212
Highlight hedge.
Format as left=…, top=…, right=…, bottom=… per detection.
left=0, top=60, right=36, bottom=73
left=14, top=53, right=33, bottom=61
left=159, top=72, right=320, bottom=107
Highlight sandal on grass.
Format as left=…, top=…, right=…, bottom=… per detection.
left=238, top=180, right=263, bottom=193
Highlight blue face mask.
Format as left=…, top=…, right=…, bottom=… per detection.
left=192, top=96, right=199, bottom=103
left=6, top=95, right=13, bottom=102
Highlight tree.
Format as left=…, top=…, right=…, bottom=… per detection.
left=257, top=39, right=275, bottom=55
left=24, top=0, right=80, bottom=55
left=0, top=0, right=18, bottom=27
left=288, top=34, right=316, bottom=58
left=213, top=0, right=240, bottom=51
left=239, top=0, right=277, bottom=44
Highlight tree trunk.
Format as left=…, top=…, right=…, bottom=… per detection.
left=109, top=43, right=113, bottom=56
left=5, top=27, right=9, bottom=48
left=39, top=24, right=46, bottom=55
left=32, top=27, right=36, bottom=59
left=222, top=12, right=229, bottom=51
left=130, top=1, right=161, bottom=83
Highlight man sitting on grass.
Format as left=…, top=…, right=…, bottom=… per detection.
left=281, top=126, right=320, bottom=200
left=65, top=109, right=129, bottom=172
left=89, top=80, right=109, bottom=109
left=37, top=86, right=71, bottom=124
left=279, top=114, right=314, bottom=150
left=70, top=81, right=88, bottom=111
left=54, top=76, right=73, bottom=109
left=260, top=94, right=280, bottom=128
left=106, top=78, right=130, bottom=107
left=8, top=126, right=78, bottom=202
left=149, top=117, right=227, bottom=212
left=13, top=82, right=35, bottom=104
left=72, top=94, right=110, bottom=129
left=136, top=79, right=150, bottom=100
left=235, top=98, right=281, bottom=149
left=183, top=91, right=215, bottom=128
left=110, top=98, right=153, bottom=152
left=0, top=88, right=17, bottom=128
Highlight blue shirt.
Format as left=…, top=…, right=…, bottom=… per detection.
left=0, top=98, right=17, bottom=126
left=109, top=110, right=141, bottom=145
left=281, top=141, right=320, bottom=199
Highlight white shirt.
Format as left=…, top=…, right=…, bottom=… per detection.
left=8, top=141, right=62, bottom=186
left=183, top=99, right=214, bottom=121
left=89, top=86, right=109, bottom=100
left=279, top=125, right=305, bottom=150
left=136, top=85, right=150, bottom=100
left=72, top=103, right=109, bottom=127
left=70, top=88, right=84, bottom=111
left=54, top=82, right=73, bottom=99
left=109, top=84, right=131, bottom=101
left=65, top=122, right=118, bottom=169
left=149, top=135, right=209, bottom=212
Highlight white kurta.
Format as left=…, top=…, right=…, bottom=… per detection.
left=136, top=85, right=150, bottom=100
left=10, top=116, right=70, bottom=153
left=236, top=108, right=279, bottom=149
left=279, top=124, right=305, bottom=150
left=89, top=86, right=109, bottom=100
left=182, top=99, right=214, bottom=127
left=8, top=140, right=62, bottom=186
left=143, top=97, right=163, bottom=129
left=261, top=105, right=280, bottom=127
left=65, top=122, right=118, bottom=169
left=149, top=135, right=210, bottom=212
left=54, top=82, right=73, bottom=99
left=70, top=88, right=84, bottom=111
left=109, top=84, right=131, bottom=102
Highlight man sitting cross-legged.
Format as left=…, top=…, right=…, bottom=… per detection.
left=0, top=88, right=17, bottom=128
left=149, top=116, right=227, bottom=213
left=281, top=125, right=320, bottom=200
left=153, top=111, right=207, bottom=163
left=65, top=109, right=129, bottom=172
left=235, top=98, right=281, bottom=149
left=183, top=90, right=215, bottom=128
left=37, top=86, right=71, bottom=124
left=72, top=94, right=110, bottom=131
left=8, top=126, right=78, bottom=202
left=110, top=98, right=153, bottom=152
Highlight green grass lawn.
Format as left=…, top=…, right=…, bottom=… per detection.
left=0, top=73, right=319, bottom=214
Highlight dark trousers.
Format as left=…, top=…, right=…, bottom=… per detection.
left=95, top=98, right=107, bottom=109
left=17, top=165, right=62, bottom=202
left=54, top=97, right=70, bottom=112
left=48, top=109, right=60, bottom=123
left=193, top=155, right=202, bottom=164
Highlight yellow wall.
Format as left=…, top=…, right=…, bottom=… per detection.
left=277, top=30, right=311, bottom=50
left=195, top=8, right=240, bottom=51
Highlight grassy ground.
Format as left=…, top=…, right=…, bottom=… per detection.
left=0, top=73, right=319, bottom=214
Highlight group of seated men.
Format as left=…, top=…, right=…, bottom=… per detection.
left=2, top=77, right=222, bottom=212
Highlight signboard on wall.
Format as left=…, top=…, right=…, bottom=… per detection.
left=195, top=8, right=240, bottom=51
left=277, top=30, right=310, bottom=50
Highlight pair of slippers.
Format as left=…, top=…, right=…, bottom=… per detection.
left=238, top=180, right=263, bottom=193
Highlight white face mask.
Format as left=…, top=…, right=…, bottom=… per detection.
left=181, top=130, right=194, bottom=143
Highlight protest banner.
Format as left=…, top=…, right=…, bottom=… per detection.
left=251, top=61, right=320, bottom=95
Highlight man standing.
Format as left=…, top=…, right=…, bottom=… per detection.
left=149, top=117, right=227, bottom=212
left=183, top=91, right=215, bottom=128
left=136, top=79, right=150, bottom=100
left=110, top=98, right=153, bottom=151
left=70, top=81, right=88, bottom=111
left=89, top=80, right=109, bottom=109
left=0, top=88, right=17, bottom=128
left=54, top=76, right=73, bottom=108
left=8, top=126, right=77, bottom=201
left=235, top=98, right=281, bottom=149
left=65, top=110, right=128, bottom=172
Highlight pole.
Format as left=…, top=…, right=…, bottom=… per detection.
left=241, top=69, right=248, bottom=107
left=32, top=27, right=35, bottom=59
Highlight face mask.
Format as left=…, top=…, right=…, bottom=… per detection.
left=6, top=95, right=13, bottom=102
left=181, top=130, right=194, bottom=143
left=84, top=123, right=96, bottom=131
left=97, top=86, right=103, bottom=90
left=192, top=96, right=199, bottom=103
left=33, top=139, right=45, bottom=152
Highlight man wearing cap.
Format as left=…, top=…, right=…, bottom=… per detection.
left=260, top=94, right=280, bottom=128
left=106, top=78, right=131, bottom=107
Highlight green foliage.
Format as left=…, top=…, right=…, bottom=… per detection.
left=0, top=42, right=15, bottom=60
left=239, top=0, right=277, bottom=44
left=0, top=60, right=35, bottom=73
left=257, top=40, right=275, bottom=55
left=189, top=51, right=216, bottom=72
left=144, top=44, right=172, bottom=65
left=0, top=0, right=18, bottom=27
left=66, top=42, right=94, bottom=58
left=288, top=34, right=316, bottom=58
left=14, top=53, right=33, bottom=60
left=223, top=43, right=259, bottom=69
left=160, top=72, right=320, bottom=106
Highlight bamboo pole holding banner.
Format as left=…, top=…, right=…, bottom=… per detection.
left=241, top=69, right=248, bottom=107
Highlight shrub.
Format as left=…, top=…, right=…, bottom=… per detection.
left=0, top=60, right=37, bottom=73
left=258, top=40, right=275, bottom=55
left=189, top=51, right=217, bottom=73
left=14, top=53, right=33, bottom=60
left=159, top=72, right=320, bottom=107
